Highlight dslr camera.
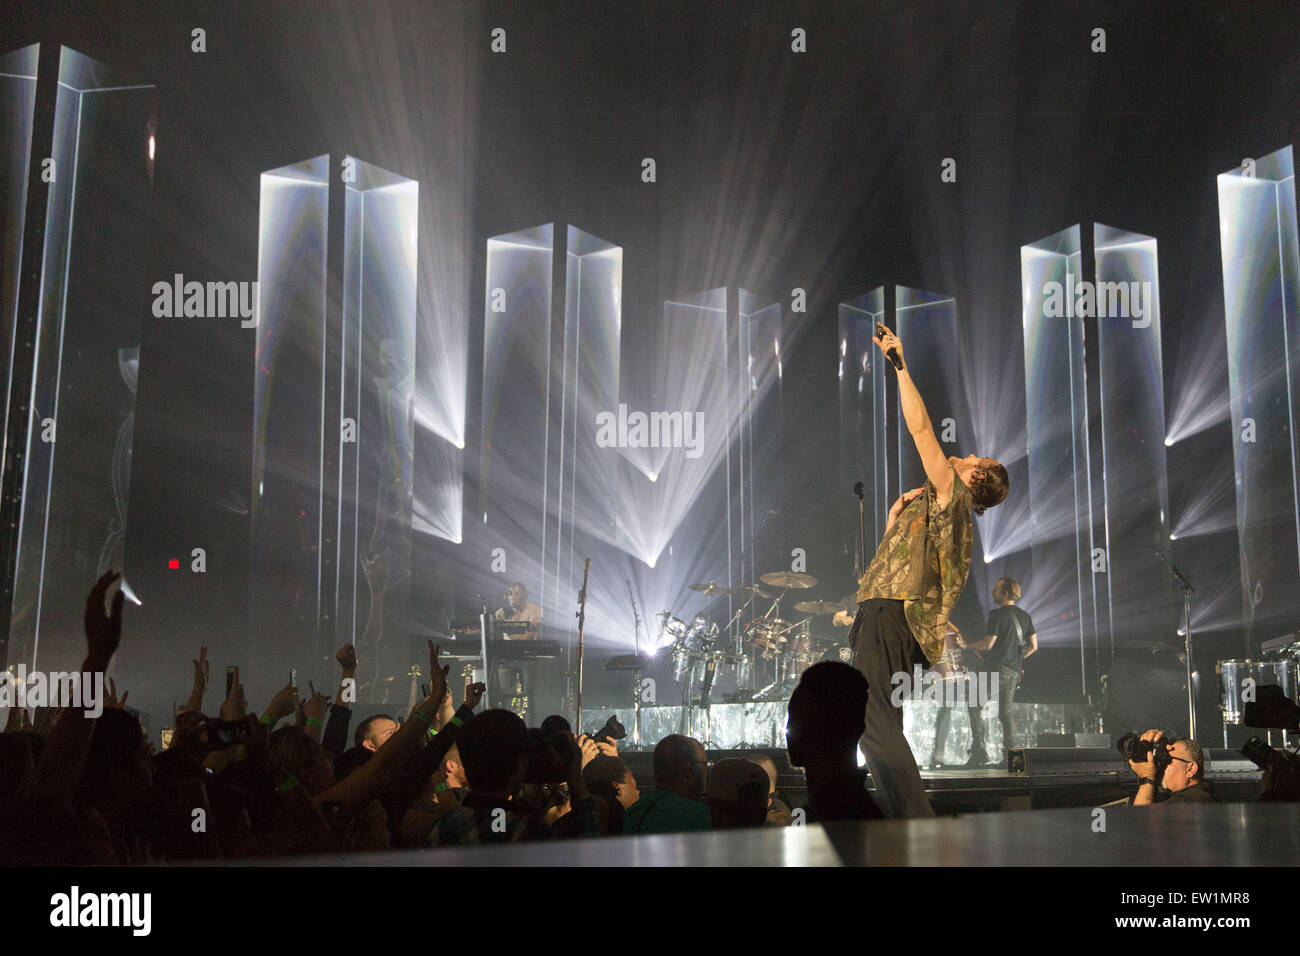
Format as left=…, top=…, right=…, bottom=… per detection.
left=587, top=713, right=627, bottom=746
left=1243, top=684, right=1300, bottom=802
left=1116, top=731, right=1172, bottom=780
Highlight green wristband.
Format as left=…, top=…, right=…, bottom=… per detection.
left=449, top=715, right=464, bottom=728
left=259, top=713, right=274, bottom=726
left=433, top=782, right=450, bottom=793
left=305, top=716, right=323, bottom=729
left=411, top=709, right=433, bottom=724
left=276, top=772, right=301, bottom=793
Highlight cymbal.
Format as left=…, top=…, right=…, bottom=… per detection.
left=759, top=571, right=818, bottom=589
left=724, top=584, right=780, bottom=599
left=688, top=581, right=726, bottom=595
left=794, top=600, right=848, bottom=615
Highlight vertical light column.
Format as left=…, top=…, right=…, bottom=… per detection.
left=838, top=289, right=888, bottom=578
left=895, top=286, right=994, bottom=629
left=545, top=226, right=622, bottom=648
left=6, top=47, right=153, bottom=672
left=1021, top=225, right=1100, bottom=694
left=1217, top=146, right=1300, bottom=641
left=0, top=44, right=39, bottom=460
left=619, top=288, right=728, bottom=570
left=734, top=290, right=782, bottom=588
left=336, top=158, right=418, bottom=681
left=894, top=287, right=961, bottom=494
left=1093, top=224, right=1173, bottom=646
left=616, top=288, right=728, bottom=611
left=252, top=155, right=330, bottom=674
left=480, top=224, right=555, bottom=603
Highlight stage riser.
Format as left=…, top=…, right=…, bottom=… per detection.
left=618, top=750, right=1264, bottom=814
left=617, top=700, right=1098, bottom=755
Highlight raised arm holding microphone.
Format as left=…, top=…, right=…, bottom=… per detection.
left=848, top=323, right=1009, bottom=817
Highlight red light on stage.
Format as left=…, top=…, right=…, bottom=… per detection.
left=168, top=559, right=180, bottom=570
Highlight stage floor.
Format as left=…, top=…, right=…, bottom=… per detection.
left=823, top=802, right=1300, bottom=866
left=251, top=803, right=1299, bottom=867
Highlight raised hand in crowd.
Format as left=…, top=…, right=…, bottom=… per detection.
left=577, top=733, right=600, bottom=770
left=185, top=645, right=209, bottom=714
left=105, top=678, right=130, bottom=710
left=83, top=570, right=124, bottom=672
left=464, top=681, right=486, bottom=711
left=300, top=692, right=332, bottom=741
left=36, top=571, right=127, bottom=802
left=262, top=679, right=299, bottom=727
left=220, top=666, right=247, bottom=721
left=336, top=643, right=358, bottom=708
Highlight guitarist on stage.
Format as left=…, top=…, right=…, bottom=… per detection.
left=960, top=577, right=1037, bottom=764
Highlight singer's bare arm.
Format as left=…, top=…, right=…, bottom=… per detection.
left=874, top=330, right=953, bottom=508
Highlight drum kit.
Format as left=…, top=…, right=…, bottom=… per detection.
left=656, top=570, right=852, bottom=714
left=1216, top=632, right=1300, bottom=746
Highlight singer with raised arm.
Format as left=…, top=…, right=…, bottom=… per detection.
left=849, top=323, right=1009, bottom=817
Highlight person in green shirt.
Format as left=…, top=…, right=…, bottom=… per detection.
left=623, top=734, right=711, bottom=834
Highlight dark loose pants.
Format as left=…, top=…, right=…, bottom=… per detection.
left=849, top=599, right=935, bottom=818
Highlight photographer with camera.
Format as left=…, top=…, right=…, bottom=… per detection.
left=1125, top=729, right=1215, bottom=805
left=431, top=709, right=600, bottom=845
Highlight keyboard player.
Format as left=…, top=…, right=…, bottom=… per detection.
left=495, top=582, right=542, bottom=639
left=492, top=581, right=542, bottom=718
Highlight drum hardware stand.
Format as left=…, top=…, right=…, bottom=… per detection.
left=720, top=592, right=759, bottom=697
left=1157, top=549, right=1197, bottom=739
left=755, top=593, right=787, bottom=698
left=679, top=664, right=696, bottom=735
left=720, top=590, right=758, bottom=642
left=695, top=652, right=719, bottom=747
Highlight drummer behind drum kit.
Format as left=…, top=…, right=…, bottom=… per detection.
left=658, top=571, right=853, bottom=717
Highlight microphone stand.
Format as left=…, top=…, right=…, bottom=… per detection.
left=1157, top=550, right=1197, bottom=739
left=476, top=593, right=491, bottom=710
left=574, top=559, right=591, bottom=732
left=626, top=579, right=644, bottom=748
left=854, top=481, right=866, bottom=580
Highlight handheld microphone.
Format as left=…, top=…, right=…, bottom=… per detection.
left=875, top=322, right=904, bottom=371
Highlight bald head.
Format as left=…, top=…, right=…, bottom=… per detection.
left=749, top=752, right=779, bottom=795
left=653, top=734, right=707, bottom=800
